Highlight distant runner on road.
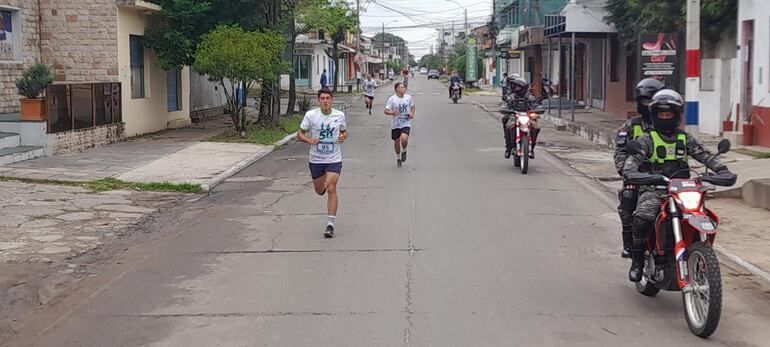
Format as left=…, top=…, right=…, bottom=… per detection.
left=384, top=82, right=416, bottom=167
left=298, top=89, right=348, bottom=238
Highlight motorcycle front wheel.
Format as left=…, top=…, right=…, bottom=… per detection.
left=682, top=242, right=722, bottom=338
left=520, top=136, right=529, bottom=174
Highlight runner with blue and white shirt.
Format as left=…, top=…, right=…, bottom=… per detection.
left=298, top=89, right=348, bottom=238
left=384, top=82, right=416, bottom=167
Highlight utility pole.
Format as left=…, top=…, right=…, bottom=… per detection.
left=465, top=9, right=468, bottom=38
left=491, top=0, right=498, bottom=88
left=382, top=22, right=385, bottom=75
left=356, top=0, right=362, bottom=86
left=685, top=0, right=700, bottom=131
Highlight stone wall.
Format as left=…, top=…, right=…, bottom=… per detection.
left=0, top=0, right=42, bottom=113
left=39, top=0, right=119, bottom=83
left=52, top=123, right=125, bottom=155
left=0, top=0, right=119, bottom=114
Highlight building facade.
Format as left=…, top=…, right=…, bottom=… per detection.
left=736, top=0, right=770, bottom=146
left=0, top=0, right=193, bottom=158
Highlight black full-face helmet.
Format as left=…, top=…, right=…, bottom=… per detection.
left=635, top=78, right=665, bottom=122
left=649, top=89, right=684, bottom=133
left=510, top=76, right=529, bottom=97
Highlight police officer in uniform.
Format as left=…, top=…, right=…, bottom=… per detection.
left=502, top=76, right=540, bottom=159
left=614, top=78, right=665, bottom=258
left=623, top=89, right=734, bottom=282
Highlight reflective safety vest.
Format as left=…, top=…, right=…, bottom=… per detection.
left=648, top=130, right=688, bottom=164
left=631, top=123, right=645, bottom=140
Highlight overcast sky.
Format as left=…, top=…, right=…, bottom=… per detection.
left=354, top=0, right=493, bottom=60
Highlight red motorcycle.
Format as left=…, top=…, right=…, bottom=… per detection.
left=513, top=111, right=538, bottom=174
left=625, top=139, right=737, bottom=338
left=502, top=109, right=537, bottom=174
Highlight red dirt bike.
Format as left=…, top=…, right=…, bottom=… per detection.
left=625, top=139, right=737, bottom=338
left=502, top=109, right=538, bottom=174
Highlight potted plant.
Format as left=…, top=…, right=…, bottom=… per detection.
left=743, top=111, right=755, bottom=146
left=723, top=104, right=734, bottom=133
left=15, top=63, right=54, bottom=121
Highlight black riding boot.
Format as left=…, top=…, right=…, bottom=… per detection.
left=529, top=128, right=540, bottom=159
left=629, top=218, right=652, bottom=282
left=503, top=116, right=512, bottom=158
left=621, top=231, right=633, bottom=259
left=629, top=245, right=645, bottom=282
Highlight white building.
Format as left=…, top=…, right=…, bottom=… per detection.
left=732, top=0, right=770, bottom=147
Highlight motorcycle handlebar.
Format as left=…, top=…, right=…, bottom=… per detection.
left=625, top=172, right=670, bottom=186
left=700, top=172, right=738, bottom=187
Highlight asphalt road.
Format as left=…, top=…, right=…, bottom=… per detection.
left=17, top=76, right=770, bottom=346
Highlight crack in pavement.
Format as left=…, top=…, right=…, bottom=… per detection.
left=195, top=248, right=425, bottom=254
left=108, top=311, right=384, bottom=319
left=403, top=190, right=417, bottom=346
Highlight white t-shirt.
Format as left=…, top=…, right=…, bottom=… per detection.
left=300, top=108, right=347, bottom=164
left=363, top=79, right=376, bottom=97
left=385, top=94, right=415, bottom=129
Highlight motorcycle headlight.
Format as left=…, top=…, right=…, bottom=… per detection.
left=518, top=115, right=531, bottom=125
left=677, top=191, right=703, bottom=211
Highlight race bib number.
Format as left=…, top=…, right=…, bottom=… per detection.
left=397, top=116, right=409, bottom=126
left=317, top=141, right=336, bottom=154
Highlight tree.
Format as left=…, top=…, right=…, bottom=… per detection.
left=605, top=0, right=737, bottom=50
left=419, top=54, right=442, bottom=71
left=144, top=0, right=267, bottom=70
left=302, top=0, right=359, bottom=93
left=194, top=25, right=285, bottom=134
left=144, top=0, right=292, bottom=126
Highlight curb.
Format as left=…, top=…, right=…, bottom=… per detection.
left=714, top=244, right=770, bottom=284
left=472, top=101, right=770, bottom=286
left=472, top=102, right=490, bottom=113
left=539, top=113, right=617, bottom=150
left=200, top=131, right=298, bottom=192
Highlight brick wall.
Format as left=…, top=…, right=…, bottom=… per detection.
left=39, top=0, right=119, bottom=83
left=52, top=122, right=125, bottom=155
left=0, top=0, right=42, bottom=113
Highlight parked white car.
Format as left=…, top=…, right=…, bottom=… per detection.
left=420, top=68, right=428, bottom=74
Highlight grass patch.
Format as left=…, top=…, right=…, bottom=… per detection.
left=734, top=148, right=770, bottom=159
left=208, top=114, right=303, bottom=145
left=85, top=178, right=204, bottom=193
left=0, top=176, right=203, bottom=193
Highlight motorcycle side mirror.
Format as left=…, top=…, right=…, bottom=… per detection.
left=626, top=140, right=645, bottom=157
left=717, top=139, right=731, bottom=154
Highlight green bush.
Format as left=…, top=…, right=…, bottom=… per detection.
left=15, top=63, right=54, bottom=99
left=298, top=95, right=314, bottom=113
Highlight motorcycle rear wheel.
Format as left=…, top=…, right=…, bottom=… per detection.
left=682, top=242, right=722, bottom=338
left=636, top=255, right=661, bottom=297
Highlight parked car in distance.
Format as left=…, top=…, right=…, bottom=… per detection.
left=420, top=67, right=428, bottom=74
left=428, top=70, right=440, bottom=79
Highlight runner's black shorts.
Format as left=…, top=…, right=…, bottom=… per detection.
left=391, top=127, right=410, bottom=140
left=309, top=162, right=342, bottom=180
left=364, top=95, right=374, bottom=101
